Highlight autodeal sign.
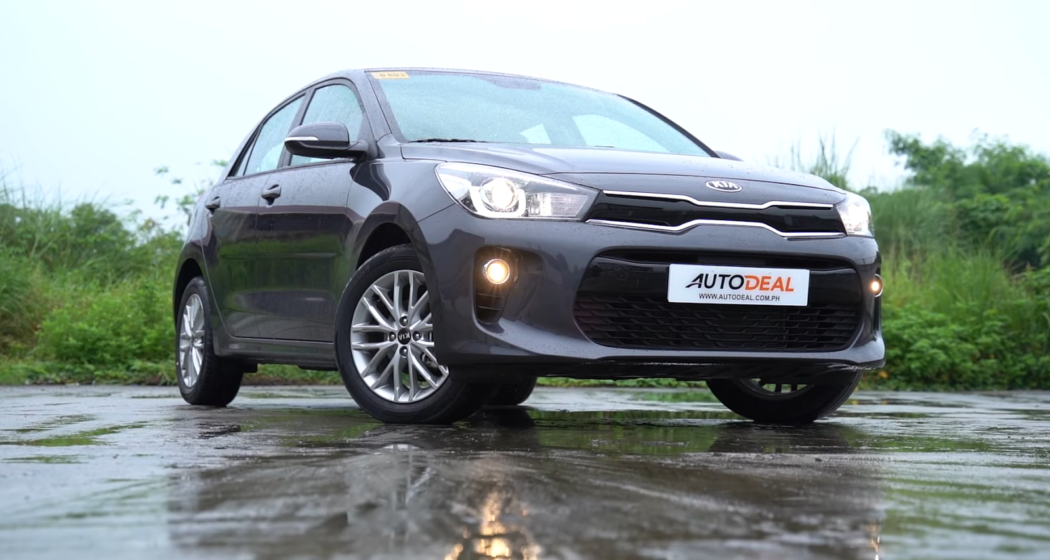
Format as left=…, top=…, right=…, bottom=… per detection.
left=667, top=264, right=811, bottom=306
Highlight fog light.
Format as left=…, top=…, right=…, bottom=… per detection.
left=483, top=259, right=511, bottom=284
left=870, top=275, right=883, bottom=297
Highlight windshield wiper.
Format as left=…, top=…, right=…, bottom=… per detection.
left=407, top=138, right=491, bottom=143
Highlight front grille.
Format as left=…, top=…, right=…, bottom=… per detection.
left=574, top=295, right=858, bottom=351
left=585, top=193, right=845, bottom=235
left=597, top=250, right=852, bottom=272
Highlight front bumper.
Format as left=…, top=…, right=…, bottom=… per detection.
left=418, top=204, right=884, bottom=379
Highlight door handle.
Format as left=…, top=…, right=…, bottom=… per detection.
left=205, top=196, right=221, bottom=211
left=261, top=184, right=282, bottom=202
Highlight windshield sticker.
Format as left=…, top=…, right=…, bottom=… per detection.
left=371, top=71, right=409, bottom=80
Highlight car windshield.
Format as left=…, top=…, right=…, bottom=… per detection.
left=370, top=71, right=710, bottom=156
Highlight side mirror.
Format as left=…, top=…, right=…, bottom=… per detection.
left=715, top=150, right=743, bottom=161
left=284, top=122, right=366, bottom=159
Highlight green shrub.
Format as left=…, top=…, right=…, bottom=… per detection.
left=877, top=304, right=1049, bottom=389
left=874, top=247, right=1050, bottom=389
left=35, top=275, right=172, bottom=368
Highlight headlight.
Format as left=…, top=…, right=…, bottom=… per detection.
left=836, top=192, right=874, bottom=237
left=435, top=163, right=597, bottom=219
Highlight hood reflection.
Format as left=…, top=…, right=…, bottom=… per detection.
left=169, top=408, right=883, bottom=559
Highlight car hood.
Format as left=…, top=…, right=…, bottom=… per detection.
left=401, top=143, right=846, bottom=201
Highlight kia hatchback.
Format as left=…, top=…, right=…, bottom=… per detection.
left=173, top=68, right=884, bottom=424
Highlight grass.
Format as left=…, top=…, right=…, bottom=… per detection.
left=3, top=455, right=82, bottom=464
left=0, top=423, right=146, bottom=447
left=11, top=414, right=95, bottom=433
left=0, top=360, right=31, bottom=385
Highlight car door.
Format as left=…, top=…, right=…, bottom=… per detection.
left=204, top=94, right=305, bottom=339
left=253, top=81, right=370, bottom=342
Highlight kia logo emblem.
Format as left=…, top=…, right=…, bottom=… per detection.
left=706, top=180, right=742, bottom=193
left=397, top=329, right=412, bottom=344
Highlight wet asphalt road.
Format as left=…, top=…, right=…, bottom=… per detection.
left=1, top=387, right=1048, bottom=560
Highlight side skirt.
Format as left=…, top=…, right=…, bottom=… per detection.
left=213, top=328, right=338, bottom=369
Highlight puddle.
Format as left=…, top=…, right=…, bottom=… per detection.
left=281, top=423, right=384, bottom=448
left=241, top=389, right=347, bottom=400
left=2, top=387, right=1049, bottom=559
left=241, top=392, right=324, bottom=399
left=835, top=411, right=933, bottom=419
left=197, top=425, right=242, bottom=439
left=631, top=390, right=718, bottom=403
left=527, top=409, right=739, bottom=423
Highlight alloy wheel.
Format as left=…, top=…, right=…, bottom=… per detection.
left=350, top=269, right=448, bottom=403
left=734, top=378, right=813, bottom=400
left=178, top=294, right=205, bottom=388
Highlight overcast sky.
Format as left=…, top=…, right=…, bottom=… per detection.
left=1, top=0, right=1047, bottom=221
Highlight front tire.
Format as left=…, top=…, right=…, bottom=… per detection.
left=706, top=371, right=862, bottom=424
left=175, top=277, right=243, bottom=406
left=335, top=245, right=490, bottom=424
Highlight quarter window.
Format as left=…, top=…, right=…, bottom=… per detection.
left=290, top=84, right=365, bottom=166
left=241, top=96, right=304, bottom=176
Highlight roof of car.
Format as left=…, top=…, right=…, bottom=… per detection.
left=304, top=67, right=598, bottom=93
left=362, top=67, right=546, bottom=80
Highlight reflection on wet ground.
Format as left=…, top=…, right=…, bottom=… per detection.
left=0, top=387, right=1048, bottom=559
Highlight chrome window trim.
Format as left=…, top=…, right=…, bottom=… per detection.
left=587, top=218, right=846, bottom=238
left=602, top=190, right=835, bottom=211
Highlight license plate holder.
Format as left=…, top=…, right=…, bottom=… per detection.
left=667, top=264, right=810, bottom=306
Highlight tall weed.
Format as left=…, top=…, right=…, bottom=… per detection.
left=0, top=248, right=45, bottom=354
left=867, top=187, right=954, bottom=257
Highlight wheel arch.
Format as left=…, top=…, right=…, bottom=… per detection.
left=350, top=202, right=438, bottom=273
left=342, top=203, right=446, bottom=350
left=356, top=222, right=412, bottom=268
left=173, top=254, right=205, bottom=323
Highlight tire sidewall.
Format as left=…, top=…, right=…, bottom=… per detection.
left=175, top=277, right=212, bottom=402
left=489, top=376, right=538, bottom=406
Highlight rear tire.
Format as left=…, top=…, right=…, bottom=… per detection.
left=487, top=376, right=537, bottom=406
left=175, top=277, right=243, bottom=407
left=335, top=245, right=490, bottom=424
left=707, top=371, right=862, bottom=424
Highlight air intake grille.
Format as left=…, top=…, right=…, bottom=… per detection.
left=574, top=295, right=858, bottom=351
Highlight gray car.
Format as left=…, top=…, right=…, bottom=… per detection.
left=173, top=68, right=884, bottom=424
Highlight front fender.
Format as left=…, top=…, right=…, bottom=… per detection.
left=336, top=204, right=450, bottom=364
left=342, top=158, right=456, bottom=351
